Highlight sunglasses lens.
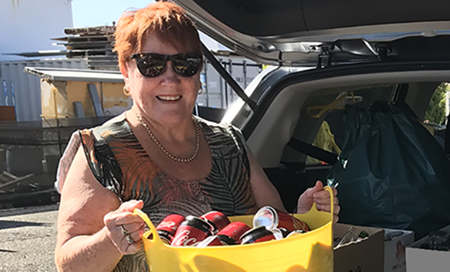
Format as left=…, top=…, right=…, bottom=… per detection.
left=172, top=54, right=202, bottom=77
left=135, top=54, right=166, bottom=77
left=133, top=53, right=202, bottom=77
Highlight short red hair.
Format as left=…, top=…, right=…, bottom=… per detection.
left=114, top=2, right=202, bottom=70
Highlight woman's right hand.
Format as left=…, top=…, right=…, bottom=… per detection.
left=104, top=200, right=146, bottom=255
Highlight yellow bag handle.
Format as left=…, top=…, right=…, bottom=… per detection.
left=133, top=209, right=165, bottom=249
left=306, top=92, right=356, bottom=118
left=324, top=186, right=334, bottom=221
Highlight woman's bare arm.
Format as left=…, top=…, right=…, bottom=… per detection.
left=247, top=146, right=340, bottom=221
left=55, top=146, right=144, bottom=272
left=246, top=147, right=287, bottom=212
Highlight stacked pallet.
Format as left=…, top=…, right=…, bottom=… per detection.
left=53, top=26, right=118, bottom=70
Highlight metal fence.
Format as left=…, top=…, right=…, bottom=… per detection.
left=0, top=116, right=111, bottom=208
left=0, top=107, right=227, bottom=208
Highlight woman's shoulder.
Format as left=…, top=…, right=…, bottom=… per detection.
left=195, top=116, right=247, bottom=149
left=195, top=116, right=241, bottom=135
left=83, top=113, right=132, bottom=143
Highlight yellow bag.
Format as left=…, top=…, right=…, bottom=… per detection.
left=134, top=186, right=334, bottom=272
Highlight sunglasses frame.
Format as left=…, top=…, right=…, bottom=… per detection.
left=131, top=52, right=203, bottom=78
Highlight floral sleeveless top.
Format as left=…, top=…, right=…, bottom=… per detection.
left=73, top=115, right=256, bottom=271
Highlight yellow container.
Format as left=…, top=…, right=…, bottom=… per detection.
left=134, top=186, right=334, bottom=272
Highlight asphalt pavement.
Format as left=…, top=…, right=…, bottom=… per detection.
left=0, top=205, right=59, bottom=272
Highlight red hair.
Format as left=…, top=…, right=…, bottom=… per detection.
left=114, top=2, right=202, bottom=70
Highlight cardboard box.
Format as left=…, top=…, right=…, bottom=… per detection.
left=0, top=106, right=16, bottom=121
left=384, top=228, right=414, bottom=272
left=334, top=223, right=385, bottom=272
left=406, top=224, right=450, bottom=272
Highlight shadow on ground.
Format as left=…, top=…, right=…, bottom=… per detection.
left=0, top=220, right=50, bottom=230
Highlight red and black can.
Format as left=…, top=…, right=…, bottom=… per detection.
left=156, top=214, right=185, bottom=245
left=171, top=216, right=213, bottom=247
left=278, top=210, right=310, bottom=232
left=240, top=226, right=277, bottom=244
left=286, top=229, right=307, bottom=238
left=200, top=211, right=230, bottom=234
left=196, top=235, right=225, bottom=247
left=270, top=228, right=285, bottom=240
left=217, top=221, right=251, bottom=244
left=253, top=206, right=310, bottom=232
left=278, top=227, right=291, bottom=238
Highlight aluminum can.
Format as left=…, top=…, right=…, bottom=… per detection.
left=286, top=229, right=307, bottom=238
left=270, top=228, right=285, bottom=240
left=278, top=227, right=291, bottom=238
left=200, top=211, right=230, bottom=234
left=156, top=214, right=185, bottom=245
left=278, top=209, right=310, bottom=232
left=253, top=206, right=310, bottom=232
left=196, top=235, right=226, bottom=247
left=240, top=226, right=276, bottom=244
left=171, top=216, right=213, bottom=246
left=217, top=221, right=251, bottom=244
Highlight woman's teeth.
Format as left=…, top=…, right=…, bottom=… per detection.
left=157, top=95, right=181, bottom=101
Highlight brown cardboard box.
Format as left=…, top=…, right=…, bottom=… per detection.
left=406, top=224, right=450, bottom=272
left=0, top=106, right=16, bottom=121
left=384, top=228, right=414, bottom=272
left=334, top=223, right=385, bottom=272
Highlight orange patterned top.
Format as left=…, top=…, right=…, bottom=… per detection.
left=77, top=114, right=257, bottom=272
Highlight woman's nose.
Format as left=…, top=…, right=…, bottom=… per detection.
left=160, top=60, right=180, bottom=82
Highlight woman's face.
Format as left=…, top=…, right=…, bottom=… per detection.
left=123, top=33, right=201, bottom=126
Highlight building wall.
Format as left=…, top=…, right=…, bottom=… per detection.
left=40, top=80, right=131, bottom=119
left=0, top=0, right=73, bottom=62
left=0, top=59, right=87, bottom=121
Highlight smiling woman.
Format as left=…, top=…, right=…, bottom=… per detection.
left=53, top=2, right=339, bottom=272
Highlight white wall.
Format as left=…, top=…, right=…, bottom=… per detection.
left=0, top=0, right=73, bottom=61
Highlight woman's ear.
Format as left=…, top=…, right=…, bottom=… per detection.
left=120, top=62, right=130, bottom=86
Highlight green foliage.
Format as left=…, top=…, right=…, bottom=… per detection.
left=424, top=83, right=447, bottom=125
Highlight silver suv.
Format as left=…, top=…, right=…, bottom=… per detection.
left=175, top=0, right=450, bottom=238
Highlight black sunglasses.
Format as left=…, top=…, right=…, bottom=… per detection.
left=131, top=52, right=203, bottom=78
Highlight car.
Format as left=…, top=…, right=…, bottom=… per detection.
left=173, top=0, right=450, bottom=236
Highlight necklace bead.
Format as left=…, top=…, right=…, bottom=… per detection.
left=136, top=114, right=200, bottom=163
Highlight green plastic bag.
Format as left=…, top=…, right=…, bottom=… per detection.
left=327, top=101, right=450, bottom=238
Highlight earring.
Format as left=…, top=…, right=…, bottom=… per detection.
left=123, top=86, right=130, bottom=96
left=198, top=88, right=203, bottom=95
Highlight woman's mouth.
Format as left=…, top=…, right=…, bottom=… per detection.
left=156, top=95, right=182, bottom=101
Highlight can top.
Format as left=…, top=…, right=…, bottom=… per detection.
left=253, top=206, right=278, bottom=230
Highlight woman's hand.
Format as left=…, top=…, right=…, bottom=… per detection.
left=297, top=181, right=340, bottom=223
left=104, top=200, right=146, bottom=255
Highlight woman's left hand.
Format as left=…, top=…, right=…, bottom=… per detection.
left=297, top=180, right=340, bottom=223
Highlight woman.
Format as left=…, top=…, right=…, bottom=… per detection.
left=54, top=2, right=340, bottom=271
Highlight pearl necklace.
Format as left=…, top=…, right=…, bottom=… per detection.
left=136, top=114, right=200, bottom=163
